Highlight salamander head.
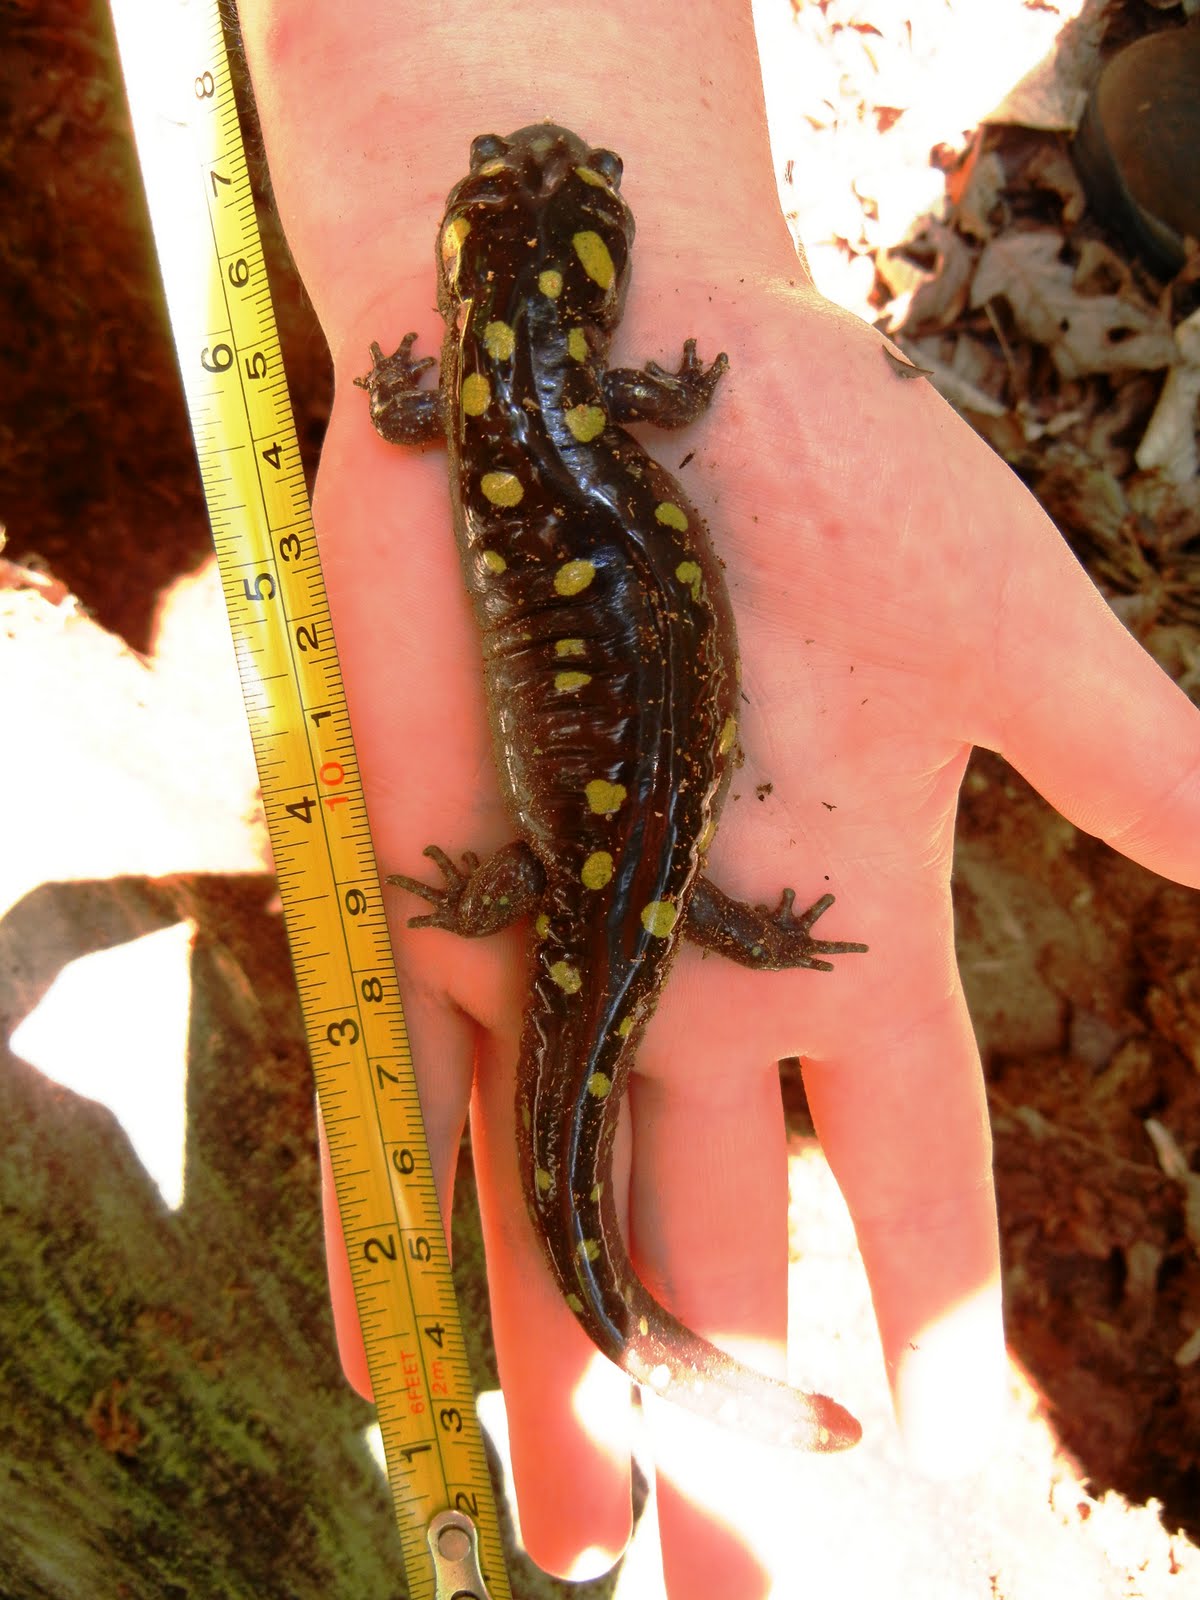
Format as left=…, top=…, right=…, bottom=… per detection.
left=438, top=122, right=634, bottom=332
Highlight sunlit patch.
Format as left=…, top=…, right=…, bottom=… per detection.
left=9, top=922, right=195, bottom=1209
left=361, top=1420, right=388, bottom=1480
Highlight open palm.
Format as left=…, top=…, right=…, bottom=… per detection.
left=309, top=267, right=1200, bottom=1582
left=235, top=9, right=1200, bottom=1587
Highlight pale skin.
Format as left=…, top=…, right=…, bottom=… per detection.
left=239, top=3, right=1200, bottom=1595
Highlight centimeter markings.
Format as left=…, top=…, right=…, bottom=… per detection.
left=108, top=3, right=510, bottom=1596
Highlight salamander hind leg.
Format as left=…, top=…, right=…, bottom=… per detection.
left=355, top=332, right=444, bottom=445
left=387, top=841, right=545, bottom=935
left=685, top=876, right=868, bottom=972
left=603, top=338, right=729, bottom=427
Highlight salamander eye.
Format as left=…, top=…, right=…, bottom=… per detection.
left=470, top=133, right=508, bottom=168
left=588, top=148, right=623, bottom=189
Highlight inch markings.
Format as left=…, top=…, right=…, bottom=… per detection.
left=109, top=4, right=509, bottom=1597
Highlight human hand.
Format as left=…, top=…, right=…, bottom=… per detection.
left=240, top=4, right=1200, bottom=1594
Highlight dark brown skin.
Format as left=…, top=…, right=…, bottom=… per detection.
left=358, top=123, right=867, bottom=1449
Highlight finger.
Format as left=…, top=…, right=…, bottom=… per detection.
left=803, top=959, right=1006, bottom=1476
left=987, top=506, right=1200, bottom=886
left=626, top=1058, right=804, bottom=1585
left=627, top=1061, right=791, bottom=1366
left=319, top=982, right=476, bottom=1398
left=469, top=1035, right=636, bottom=1580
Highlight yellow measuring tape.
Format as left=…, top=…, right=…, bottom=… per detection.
left=109, top=3, right=510, bottom=1595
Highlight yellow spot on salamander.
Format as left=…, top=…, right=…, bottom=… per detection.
left=573, top=229, right=615, bottom=290
left=656, top=501, right=688, bottom=531
left=565, top=1293, right=584, bottom=1313
left=585, top=778, right=626, bottom=815
left=567, top=328, right=589, bottom=362
left=581, top=850, right=613, bottom=889
left=641, top=900, right=678, bottom=938
left=590, top=1182, right=604, bottom=1202
left=481, top=549, right=507, bottom=574
left=578, top=1238, right=601, bottom=1263
left=617, top=1014, right=634, bottom=1037
left=534, top=912, right=550, bottom=938
left=554, top=558, right=596, bottom=595
left=675, top=559, right=702, bottom=601
left=477, top=158, right=505, bottom=176
left=588, top=1072, right=612, bottom=1099
left=638, top=1315, right=649, bottom=1336
left=521, top=1104, right=531, bottom=1131
left=555, top=637, right=586, bottom=657
left=440, top=215, right=470, bottom=273
left=698, top=816, right=717, bottom=854
left=549, top=960, right=581, bottom=994
left=461, top=372, right=490, bottom=415
left=718, top=715, right=737, bottom=756
left=483, top=320, right=515, bottom=361
left=535, top=1167, right=552, bottom=1193
left=481, top=470, right=523, bottom=507
left=538, top=268, right=563, bottom=298
left=555, top=670, right=592, bottom=692
left=575, top=164, right=608, bottom=188
left=565, top=404, right=606, bottom=443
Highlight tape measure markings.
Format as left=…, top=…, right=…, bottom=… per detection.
left=109, top=2, right=510, bottom=1594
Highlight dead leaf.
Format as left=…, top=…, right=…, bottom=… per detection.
left=1024, top=141, right=1087, bottom=227
left=895, top=219, right=978, bottom=333
left=971, top=231, right=1178, bottom=379
left=1136, top=305, right=1200, bottom=483
left=949, top=140, right=1006, bottom=241
left=1145, top=1118, right=1200, bottom=1257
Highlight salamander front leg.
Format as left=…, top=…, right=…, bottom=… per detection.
left=355, top=332, right=444, bottom=445
left=685, top=876, right=868, bottom=972
left=387, top=841, right=545, bottom=936
left=603, top=338, right=729, bottom=428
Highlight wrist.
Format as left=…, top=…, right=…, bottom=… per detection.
left=239, top=0, right=810, bottom=366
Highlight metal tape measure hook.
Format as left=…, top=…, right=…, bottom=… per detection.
left=427, top=1509, right=495, bottom=1600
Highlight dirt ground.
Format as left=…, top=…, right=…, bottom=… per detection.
left=1, top=0, right=1198, bottom=1596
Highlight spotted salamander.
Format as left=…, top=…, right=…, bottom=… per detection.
left=358, top=123, right=866, bottom=1451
